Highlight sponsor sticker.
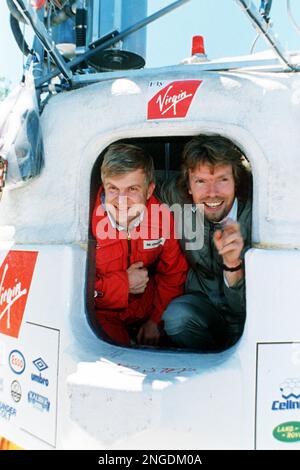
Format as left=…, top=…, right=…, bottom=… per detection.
left=28, top=391, right=50, bottom=412
left=0, top=401, right=16, bottom=421
left=33, top=357, right=48, bottom=372
left=31, top=357, right=49, bottom=387
left=11, top=380, right=22, bottom=403
left=9, top=350, right=26, bottom=375
left=147, top=80, right=202, bottom=120
left=273, top=421, right=300, bottom=443
left=0, top=251, right=38, bottom=338
left=271, top=378, right=300, bottom=411
left=256, top=343, right=300, bottom=449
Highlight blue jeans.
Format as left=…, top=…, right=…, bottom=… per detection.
left=162, top=294, right=244, bottom=351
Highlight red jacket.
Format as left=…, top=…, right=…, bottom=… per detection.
left=92, top=190, right=188, bottom=324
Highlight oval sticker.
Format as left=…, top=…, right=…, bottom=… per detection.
left=273, top=422, right=300, bottom=443
left=9, top=350, right=26, bottom=375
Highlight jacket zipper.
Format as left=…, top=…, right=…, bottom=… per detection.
left=209, top=223, right=214, bottom=274
left=127, top=232, right=131, bottom=268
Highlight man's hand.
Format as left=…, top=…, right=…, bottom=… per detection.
left=213, top=220, right=244, bottom=286
left=127, top=261, right=149, bottom=294
left=137, top=319, right=161, bottom=346
left=213, top=220, right=244, bottom=267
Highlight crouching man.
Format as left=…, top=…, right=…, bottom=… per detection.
left=92, top=143, right=188, bottom=347
left=160, top=135, right=252, bottom=351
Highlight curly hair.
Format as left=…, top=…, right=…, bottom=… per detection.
left=179, top=135, right=252, bottom=201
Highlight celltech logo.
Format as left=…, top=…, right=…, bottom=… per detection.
left=272, top=378, right=300, bottom=411
left=147, top=80, right=202, bottom=120
left=0, top=251, right=38, bottom=338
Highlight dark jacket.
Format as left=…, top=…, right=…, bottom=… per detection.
left=158, top=176, right=252, bottom=328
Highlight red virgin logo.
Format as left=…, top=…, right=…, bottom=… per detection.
left=0, top=251, right=38, bottom=338
left=147, top=80, right=202, bottom=120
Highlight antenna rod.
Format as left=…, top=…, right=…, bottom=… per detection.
left=234, top=0, right=295, bottom=70
left=36, top=0, right=192, bottom=87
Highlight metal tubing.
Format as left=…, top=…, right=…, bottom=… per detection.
left=36, top=0, right=191, bottom=86
left=11, top=0, right=72, bottom=80
left=235, top=0, right=295, bottom=70
left=69, top=56, right=300, bottom=88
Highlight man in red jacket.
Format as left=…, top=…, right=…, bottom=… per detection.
left=92, top=143, right=188, bottom=347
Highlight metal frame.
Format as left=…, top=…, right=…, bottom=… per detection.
left=12, top=0, right=72, bottom=81
left=35, top=0, right=192, bottom=87
left=69, top=56, right=298, bottom=88
left=10, top=0, right=300, bottom=91
left=234, top=0, right=296, bottom=71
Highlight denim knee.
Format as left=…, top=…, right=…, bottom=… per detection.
left=162, top=298, right=195, bottom=336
